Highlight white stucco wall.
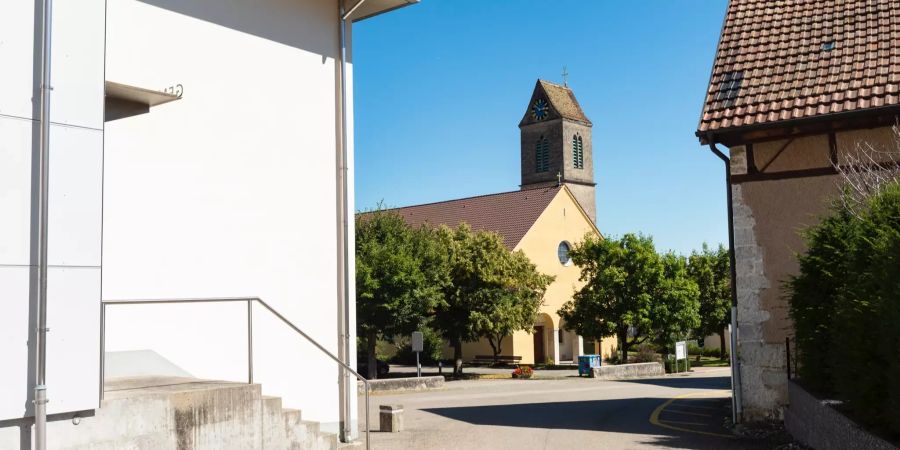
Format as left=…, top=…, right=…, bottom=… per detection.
left=100, top=0, right=353, bottom=429
left=0, top=0, right=106, bottom=421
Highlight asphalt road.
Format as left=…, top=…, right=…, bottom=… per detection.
left=358, top=368, right=774, bottom=450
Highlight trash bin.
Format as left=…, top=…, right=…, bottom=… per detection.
left=578, top=354, right=601, bottom=377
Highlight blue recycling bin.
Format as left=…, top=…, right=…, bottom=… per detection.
left=578, top=354, right=602, bottom=376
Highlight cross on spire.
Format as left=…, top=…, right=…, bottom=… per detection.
left=557, top=171, right=562, bottom=186
left=562, top=66, right=569, bottom=87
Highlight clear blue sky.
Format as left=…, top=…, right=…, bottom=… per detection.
left=353, top=0, right=729, bottom=255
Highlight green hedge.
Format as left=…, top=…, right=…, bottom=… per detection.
left=788, top=183, right=900, bottom=437
left=664, top=356, right=690, bottom=373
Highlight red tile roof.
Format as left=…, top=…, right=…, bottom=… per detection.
left=383, top=186, right=563, bottom=249
left=698, top=0, right=900, bottom=137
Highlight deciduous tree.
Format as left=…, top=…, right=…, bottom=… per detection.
left=558, top=233, right=659, bottom=360
left=650, top=253, right=701, bottom=352
left=355, top=208, right=445, bottom=379
left=430, top=224, right=550, bottom=375
left=558, top=233, right=701, bottom=361
left=471, top=251, right=554, bottom=363
left=687, top=244, right=731, bottom=359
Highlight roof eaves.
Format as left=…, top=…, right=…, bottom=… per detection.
left=701, top=104, right=900, bottom=146
left=386, top=186, right=554, bottom=212
left=348, top=0, right=419, bottom=23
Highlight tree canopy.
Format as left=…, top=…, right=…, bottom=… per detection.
left=357, top=214, right=552, bottom=377
left=650, top=252, right=701, bottom=350
left=687, top=244, right=731, bottom=358
left=471, top=249, right=554, bottom=364
left=430, top=223, right=552, bottom=375
left=558, top=233, right=700, bottom=360
left=355, top=208, right=447, bottom=378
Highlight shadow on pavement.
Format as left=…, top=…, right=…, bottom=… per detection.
left=614, top=374, right=732, bottom=390
left=421, top=396, right=754, bottom=449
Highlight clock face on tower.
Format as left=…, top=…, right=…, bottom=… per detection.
left=531, top=98, right=549, bottom=121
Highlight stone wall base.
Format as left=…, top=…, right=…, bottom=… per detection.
left=590, top=362, right=665, bottom=380
left=358, top=376, right=445, bottom=394
left=785, top=380, right=897, bottom=450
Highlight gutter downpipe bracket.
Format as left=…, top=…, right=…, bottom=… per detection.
left=707, top=132, right=743, bottom=424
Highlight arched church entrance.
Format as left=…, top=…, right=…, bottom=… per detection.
left=533, top=313, right=554, bottom=364
left=558, top=317, right=582, bottom=364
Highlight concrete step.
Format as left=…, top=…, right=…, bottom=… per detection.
left=283, top=407, right=303, bottom=425
left=262, top=396, right=288, bottom=448
left=315, top=430, right=339, bottom=450
left=337, top=439, right=363, bottom=449
left=299, top=420, right=320, bottom=435
left=262, top=395, right=284, bottom=411
left=0, top=377, right=344, bottom=449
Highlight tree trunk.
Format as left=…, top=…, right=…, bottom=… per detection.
left=366, top=330, right=378, bottom=380
left=618, top=328, right=629, bottom=363
left=452, top=336, right=463, bottom=376
left=720, top=327, right=728, bottom=361
left=490, top=335, right=504, bottom=364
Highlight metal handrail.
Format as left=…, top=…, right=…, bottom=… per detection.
left=100, top=297, right=371, bottom=449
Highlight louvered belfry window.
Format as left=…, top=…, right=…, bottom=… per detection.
left=535, top=136, right=550, bottom=172
left=573, top=135, right=584, bottom=169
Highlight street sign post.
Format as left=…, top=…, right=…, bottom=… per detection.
left=675, top=341, right=687, bottom=373
left=411, top=331, right=424, bottom=378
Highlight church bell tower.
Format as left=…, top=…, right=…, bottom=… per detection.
left=519, top=79, right=596, bottom=222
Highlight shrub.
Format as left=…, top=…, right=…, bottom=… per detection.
left=788, top=182, right=900, bottom=437
left=787, top=206, right=857, bottom=394
left=664, top=355, right=690, bottom=373
left=634, top=343, right=660, bottom=363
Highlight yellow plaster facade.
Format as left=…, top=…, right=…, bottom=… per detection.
left=452, top=186, right=617, bottom=364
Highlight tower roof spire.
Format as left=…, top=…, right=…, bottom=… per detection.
left=519, top=80, right=592, bottom=127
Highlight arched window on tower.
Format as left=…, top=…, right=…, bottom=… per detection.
left=573, top=134, right=584, bottom=169
left=535, top=136, right=550, bottom=172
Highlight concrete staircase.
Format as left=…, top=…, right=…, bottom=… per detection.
left=7, top=377, right=342, bottom=449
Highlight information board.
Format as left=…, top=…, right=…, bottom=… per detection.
left=411, top=331, right=424, bottom=353
left=675, top=341, right=687, bottom=360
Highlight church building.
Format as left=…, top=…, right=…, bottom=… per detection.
left=390, top=80, right=616, bottom=364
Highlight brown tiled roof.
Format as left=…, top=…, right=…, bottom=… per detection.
left=698, top=0, right=900, bottom=138
left=383, top=186, right=563, bottom=249
left=539, top=80, right=592, bottom=125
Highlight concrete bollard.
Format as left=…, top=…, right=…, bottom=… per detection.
left=379, top=404, right=404, bottom=433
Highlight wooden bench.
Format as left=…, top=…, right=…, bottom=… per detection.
left=471, top=355, right=523, bottom=365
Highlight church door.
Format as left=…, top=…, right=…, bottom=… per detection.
left=533, top=326, right=545, bottom=363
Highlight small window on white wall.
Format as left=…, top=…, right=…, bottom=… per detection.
left=558, top=241, right=572, bottom=266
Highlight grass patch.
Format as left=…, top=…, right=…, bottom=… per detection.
left=691, top=356, right=730, bottom=367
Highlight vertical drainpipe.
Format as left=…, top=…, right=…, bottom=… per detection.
left=337, top=0, right=366, bottom=442
left=34, top=0, right=54, bottom=448
left=707, top=132, right=743, bottom=423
